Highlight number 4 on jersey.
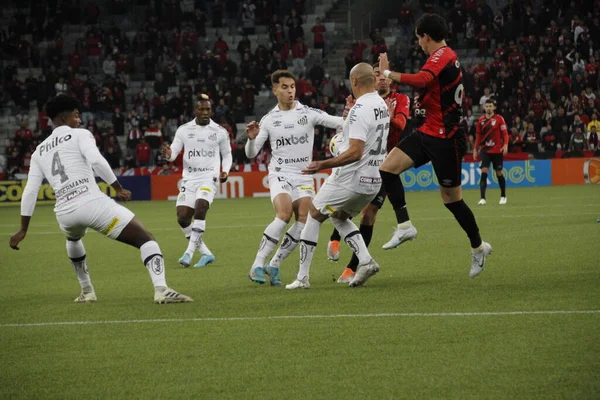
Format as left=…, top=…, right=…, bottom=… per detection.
left=52, top=152, right=69, bottom=183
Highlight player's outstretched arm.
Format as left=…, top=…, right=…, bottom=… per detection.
left=219, top=129, right=233, bottom=182
left=162, top=128, right=184, bottom=161
left=310, top=106, right=345, bottom=129
left=379, top=52, right=434, bottom=88
left=244, top=121, right=268, bottom=158
left=10, top=157, right=44, bottom=250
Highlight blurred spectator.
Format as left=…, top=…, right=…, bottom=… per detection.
left=135, top=137, right=151, bottom=166
left=312, top=17, right=326, bottom=56
left=569, top=126, right=587, bottom=151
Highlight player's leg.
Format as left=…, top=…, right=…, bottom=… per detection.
left=176, top=205, right=195, bottom=266
left=285, top=202, right=329, bottom=290
left=431, top=135, right=492, bottom=278
left=266, top=194, right=311, bottom=286
left=57, top=216, right=97, bottom=302
left=494, top=155, right=507, bottom=204
left=478, top=152, right=491, bottom=205
left=249, top=176, right=294, bottom=283
left=188, top=198, right=216, bottom=267
left=379, top=133, right=423, bottom=249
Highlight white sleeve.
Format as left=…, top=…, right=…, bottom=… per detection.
left=21, top=155, right=45, bottom=217
left=219, top=131, right=233, bottom=173
left=310, top=108, right=344, bottom=129
left=78, top=130, right=118, bottom=185
left=347, top=105, right=370, bottom=142
left=245, top=121, right=269, bottom=159
left=168, top=127, right=184, bottom=162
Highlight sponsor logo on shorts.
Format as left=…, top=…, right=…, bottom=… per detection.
left=178, top=193, right=186, bottom=202
left=101, top=217, right=120, bottom=235
left=441, top=179, right=453, bottom=186
left=325, top=205, right=336, bottom=214
left=299, top=185, right=314, bottom=192
left=359, top=176, right=382, bottom=184
left=200, top=186, right=213, bottom=193
left=55, top=186, right=90, bottom=207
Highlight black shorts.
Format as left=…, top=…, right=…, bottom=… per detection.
left=479, top=151, right=504, bottom=171
left=397, top=130, right=467, bottom=188
left=370, top=184, right=387, bottom=209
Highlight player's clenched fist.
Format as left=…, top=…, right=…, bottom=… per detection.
left=219, top=171, right=229, bottom=183
left=116, top=188, right=132, bottom=202
left=343, top=95, right=355, bottom=119
left=246, top=121, right=260, bottom=139
left=160, top=142, right=171, bottom=159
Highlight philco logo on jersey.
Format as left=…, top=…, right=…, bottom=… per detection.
left=374, top=107, right=390, bottom=120
left=39, top=135, right=72, bottom=156
left=275, top=133, right=309, bottom=149
left=188, top=148, right=216, bottom=158
left=297, top=116, right=308, bottom=126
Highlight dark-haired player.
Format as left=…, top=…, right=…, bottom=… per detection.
left=244, top=70, right=348, bottom=286
left=473, top=99, right=508, bottom=205
left=327, top=63, right=411, bottom=283
left=378, top=13, right=492, bottom=278
left=9, top=95, right=193, bottom=303
left=160, top=95, right=232, bottom=268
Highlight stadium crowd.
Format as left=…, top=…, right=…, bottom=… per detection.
left=2, top=0, right=600, bottom=179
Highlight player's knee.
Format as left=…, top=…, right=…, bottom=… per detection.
left=495, top=169, right=503, bottom=176
left=480, top=168, right=489, bottom=175
left=177, top=215, right=192, bottom=228
left=275, top=209, right=293, bottom=223
left=361, top=207, right=377, bottom=225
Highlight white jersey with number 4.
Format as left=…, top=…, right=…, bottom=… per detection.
left=245, top=101, right=344, bottom=175
left=329, top=91, right=390, bottom=194
left=24, top=126, right=116, bottom=216
left=168, top=118, right=233, bottom=182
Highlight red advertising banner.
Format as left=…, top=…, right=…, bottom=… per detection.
left=551, top=158, right=600, bottom=185
left=150, top=171, right=334, bottom=200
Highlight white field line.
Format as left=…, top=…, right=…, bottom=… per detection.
left=0, top=211, right=597, bottom=235
left=1, top=310, right=599, bottom=328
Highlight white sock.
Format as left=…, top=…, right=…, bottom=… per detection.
left=181, top=224, right=192, bottom=239
left=66, top=239, right=93, bottom=293
left=297, top=215, right=321, bottom=280
left=140, top=241, right=167, bottom=291
left=185, top=220, right=206, bottom=256
left=397, top=220, right=413, bottom=229
left=331, top=217, right=372, bottom=265
left=199, top=241, right=213, bottom=255
left=269, top=221, right=304, bottom=268
left=253, top=218, right=287, bottom=268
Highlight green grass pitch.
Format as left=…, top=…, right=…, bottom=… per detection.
left=0, top=185, right=599, bottom=399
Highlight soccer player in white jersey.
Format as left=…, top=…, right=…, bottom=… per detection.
left=160, top=96, right=232, bottom=267
left=285, top=63, right=391, bottom=289
left=8, top=95, right=192, bottom=304
left=244, top=70, right=346, bottom=286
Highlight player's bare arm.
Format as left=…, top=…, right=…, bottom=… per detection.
left=342, top=95, right=355, bottom=119
left=160, top=142, right=172, bottom=159
left=302, top=139, right=365, bottom=174
left=246, top=121, right=259, bottom=140
left=9, top=216, right=31, bottom=250
left=110, top=180, right=132, bottom=202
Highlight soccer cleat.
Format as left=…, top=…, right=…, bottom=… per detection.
left=265, top=265, right=283, bottom=286
left=337, top=268, right=355, bottom=283
left=478, top=199, right=487, bottom=205
left=154, top=288, right=193, bottom=304
left=470, top=242, right=493, bottom=278
left=178, top=253, right=192, bottom=268
left=74, top=292, right=97, bottom=303
left=327, top=240, right=340, bottom=261
left=285, top=277, right=310, bottom=290
left=499, top=197, right=507, bottom=205
left=194, top=254, right=215, bottom=267
left=349, top=259, right=380, bottom=287
left=382, top=225, right=417, bottom=250
left=248, top=266, right=266, bottom=284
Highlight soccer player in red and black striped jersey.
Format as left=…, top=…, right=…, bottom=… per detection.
left=327, top=63, right=410, bottom=283
left=378, top=13, right=492, bottom=278
left=473, top=99, right=509, bottom=205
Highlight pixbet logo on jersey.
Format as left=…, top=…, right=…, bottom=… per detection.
left=275, top=133, right=309, bottom=149
left=188, top=148, right=216, bottom=158
left=39, top=135, right=72, bottom=156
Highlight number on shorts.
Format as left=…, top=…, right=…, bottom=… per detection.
left=51, top=152, right=69, bottom=183
left=370, top=123, right=389, bottom=155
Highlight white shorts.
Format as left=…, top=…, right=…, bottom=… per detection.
left=268, top=174, right=315, bottom=203
left=56, top=196, right=135, bottom=240
left=312, top=182, right=377, bottom=218
left=176, top=178, right=218, bottom=208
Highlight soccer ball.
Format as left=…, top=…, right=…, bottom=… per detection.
left=329, top=131, right=346, bottom=156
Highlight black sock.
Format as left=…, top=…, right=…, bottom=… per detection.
left=498, top=175, right=506, bottom=197
left=444, top=200, right=482, bottom=248
left=347, top=224, right=374, bottom=272
left=380, top=170, right=410, bottom=223
left=330, top=228, right=341, bottom=242
left=480, top=172, right=488, bottom=199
